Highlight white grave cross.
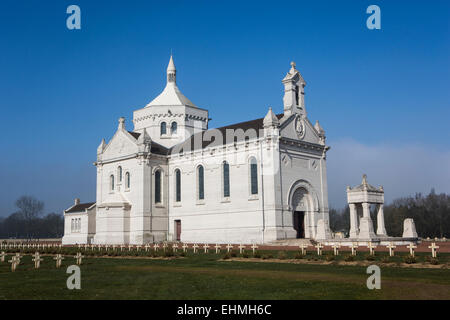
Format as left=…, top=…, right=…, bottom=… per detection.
left=203, top=244, right=209, bottom=253
left=428, top=242, right=439, bottom=258
left=8, top=256, right=19, bottom=272
left=332, top=244, right=340, bottom=256
left=407, top=243, right=417, bottom=257
left=32, top=252, right=43, bottom=269
left=251, top=244, right=258, bottom=254
left=386, top=242, right=396, bottom=257
left=315, top=243, right=323, bottom=256
left=226, top=244, right=233, bottom=253
left=299, top=244, right=308, bottom=255
left=74, top=252, right=84, bottom=265
left=54, top=254, right=64, bottom=268
left=215, top=244, right=221, bottom=254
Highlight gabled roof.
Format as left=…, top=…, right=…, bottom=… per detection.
left=65, top=202, right=96, bottom=213
left=169, top=114, right=283, bottom=154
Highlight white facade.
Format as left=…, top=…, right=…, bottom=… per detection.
left=62, top=57, right=332, bottom=245
left=62, top=199, right=96, bottom=245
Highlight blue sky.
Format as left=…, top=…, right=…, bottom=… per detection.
left=0, top=0, right=449, bottom=216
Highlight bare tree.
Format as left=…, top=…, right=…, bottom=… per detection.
left=15, top=196, right=44, bottom=240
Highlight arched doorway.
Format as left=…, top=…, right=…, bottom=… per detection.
left=291, top=187, right=312, bottom=239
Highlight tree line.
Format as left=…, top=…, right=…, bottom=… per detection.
left=0, top=196, right=63, bottom=239
left=330, top=189, right=450, bottom=238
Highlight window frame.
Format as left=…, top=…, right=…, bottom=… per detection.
left=174, top=169, right=181, bottom=203
left=160, top=122, right=167, bottom=135
left=171, top=122, right=178, bottom=135
left=249, top=157, right=259, bottom=197
left=222, top=161, right=230, bottom=199
left=197, top=165, right=205, bottom=201
left=110, top=174, right=115, bottom=192
left=125, top=171, right=130, bottom=190
left=155, top=169, right=162, bottom=204
left=118, top=166, right=122, bottom=183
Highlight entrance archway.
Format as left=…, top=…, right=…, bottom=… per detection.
left=288, top=180, right=320, bottom=239
left=291, top=187, right=311, bottom=239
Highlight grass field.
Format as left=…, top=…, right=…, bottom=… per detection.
left=0, top=250, right=449, bottom=300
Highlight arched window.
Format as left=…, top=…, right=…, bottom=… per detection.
left=160, top=122, right=167, bottom=135
left=155, top=169, right=162, bottom=203
left=175, top=169, right=181, bottom=202
left=118, top=166, right=122, bottom=182
left=250, top=157, right=258, bottom=195
left=223, top=161, right=230, bottom=198
left=197, top=165, right=204, bottom=200
left=110, top=175, right=115, bottom=191
left=125, top=172, right=130, bottom=189
left=171, top=122, right=177, bottom=135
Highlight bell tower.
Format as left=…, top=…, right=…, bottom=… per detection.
left=282, top=62, right=306, bottom=117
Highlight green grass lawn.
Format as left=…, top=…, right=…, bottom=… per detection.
left=0, top=251, right=449, bottom=300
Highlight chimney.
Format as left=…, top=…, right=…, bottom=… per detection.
left=74, top=198, right=80, bottom=205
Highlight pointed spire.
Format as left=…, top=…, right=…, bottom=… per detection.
left=314, top=120, right=325, bottom=135
left=263, top=107, right=279, bottom=128
left=167, top=55, right=176, bottom=84
left=97, top=138, right=106, bottom=154
left=118, top=117, right=125, bottom=130
left=167, top=54, right=176, bottom=71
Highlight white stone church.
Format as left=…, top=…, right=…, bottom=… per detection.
left=62, top=56, right=333, bottom=245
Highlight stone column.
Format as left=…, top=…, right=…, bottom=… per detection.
left=362, top=202, right=370, bottom=218
left=359, top=202, right=376, bottom=239
left=376, top=204, right=387, bottom=236
left=349, top=203, right=358, bottom=238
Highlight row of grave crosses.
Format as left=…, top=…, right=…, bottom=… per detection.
left=302, top=242, right=440, bottom=257
left=0, top=251, right=85, bottom=272
left=68, top=243, right=260, bottom=254
left=0, top=243, right=62, bottom=250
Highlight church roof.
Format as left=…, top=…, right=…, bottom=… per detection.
left=146, top=83, right=197, bottom=107
left=65, top=202, right=96, bottom=213
left=169, top=114, right=283, bottom=154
